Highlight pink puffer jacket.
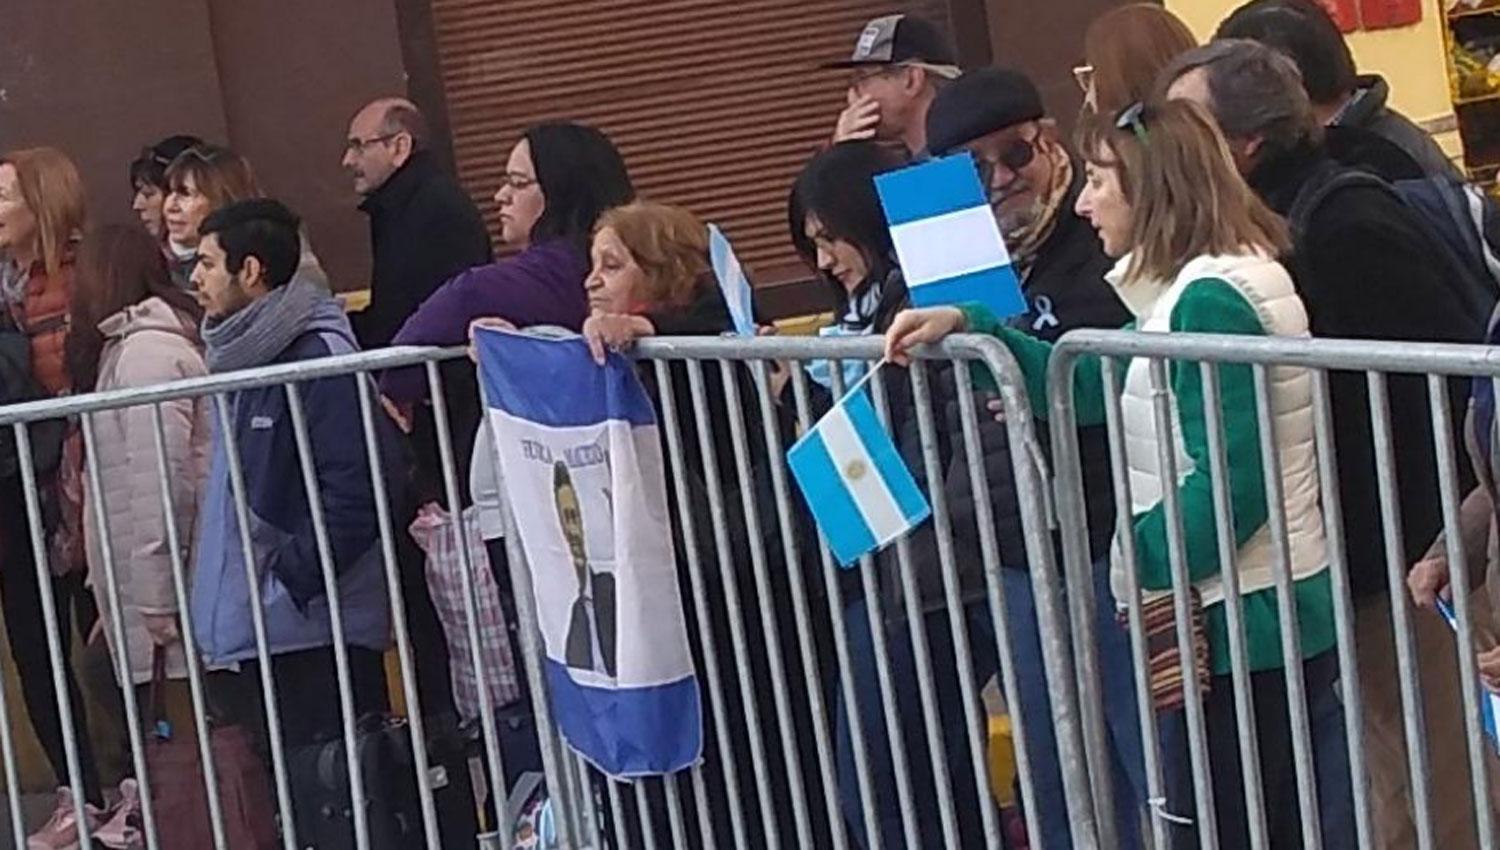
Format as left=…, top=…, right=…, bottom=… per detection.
left=83, top=297, right=212, bottom=685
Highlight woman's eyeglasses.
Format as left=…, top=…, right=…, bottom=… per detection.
left=499, top=172, right=538, bottom=191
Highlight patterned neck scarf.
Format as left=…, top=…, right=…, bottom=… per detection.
left=1006, top=153, right=1075, bottom=282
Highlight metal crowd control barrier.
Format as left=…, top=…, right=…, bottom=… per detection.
left=0, top=334, right=1101, bottom=850
left=1048, top=329, right=1500, bottom=850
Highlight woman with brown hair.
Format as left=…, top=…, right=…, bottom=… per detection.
left=885, top=99, right=1356, bottom=847
left=161, top=144, right=327, bottom=290
left=1079, top=4, right=1198, bottom=115
left=0, top=146, right=108, bottom=846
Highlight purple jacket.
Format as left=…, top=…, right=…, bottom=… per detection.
left=380, top=238, right=590, bottom=403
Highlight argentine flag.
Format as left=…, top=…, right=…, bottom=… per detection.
left=787, top=376, right=931, bottom=566
left=708, top=223, right=757, bottom=337
left=476, top=328, right=702, bottom=777
left=875, top=152, right=1027, bottom=319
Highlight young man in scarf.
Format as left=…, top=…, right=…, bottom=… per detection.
left=188, top=199, right=397, bottom=753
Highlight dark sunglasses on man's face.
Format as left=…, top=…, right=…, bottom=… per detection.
left=974, top=134, right=1039, bottom=189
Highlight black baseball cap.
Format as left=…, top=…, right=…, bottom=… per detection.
left=822, top=14, right=959, bottom=74
left=925, top=67, right=1047, bottom=155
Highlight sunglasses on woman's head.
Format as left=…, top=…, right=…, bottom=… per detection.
left=1115, top=102, right=1149, bottom=143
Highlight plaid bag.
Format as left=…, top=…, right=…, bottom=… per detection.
left=410, top=503, right=522, bottom=720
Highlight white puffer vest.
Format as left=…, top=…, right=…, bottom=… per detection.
left=1110, top=252, right=1327, bottom=609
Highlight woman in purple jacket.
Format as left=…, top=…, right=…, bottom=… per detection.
left=380, top=122, right=634, bottom=407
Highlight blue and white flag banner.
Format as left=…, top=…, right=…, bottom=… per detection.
left=1436, top=599, right=1500, bottom=756
left=874, top=152, right=1027, bottom=320
left=787, top=365, right=931, bottom=567
left=476, top=327, right=702, bottom=778
left=708, top=223, right=757, bottom=337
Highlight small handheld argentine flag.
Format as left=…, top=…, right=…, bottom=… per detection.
left=1436, top=599, right=1500, bottom=756
left=708, top=224, right=757, bottom=336
left=875, top=152, right=1027, bottom=319
left=787, top=368, right=931, bottom=566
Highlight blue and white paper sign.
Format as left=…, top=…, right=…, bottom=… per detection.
left=476, top=328, right=702, bottom=777
left=1437, top=599, right=1500, bottom=756
left=708, top=224, right=757, bottom=337
left=787, top=372, right=931, bottom=566
left=874, top=153, right=1027, bottom=319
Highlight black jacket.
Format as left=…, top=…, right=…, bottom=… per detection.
left=1336, top=74, right=1464, bottom=182
left=354, top=151, right=492, bottom=349
left=944, top=164, right=1129, bottom=581
left=1251, top=142, right=1482, bottom=599
left=356, top=152, right=492, bottom=504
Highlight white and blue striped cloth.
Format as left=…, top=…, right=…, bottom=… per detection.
left=787, top=378, right=931, bottom=566
left=708, top=224, right=756, bottom=337
left=1437, top=599, right=1500, bottom=756
left=874, top=153, right=1027, bottom=319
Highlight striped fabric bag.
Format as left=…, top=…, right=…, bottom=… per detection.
left=1130, top=589, right=1212, bottom=712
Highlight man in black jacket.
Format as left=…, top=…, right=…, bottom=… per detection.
left=915, top=68, right=1145, bottom=850
left=343, top=99, right=493, bottom=743
left=344, top=98, right=492, bottom=348
left=1164, top=39, right=1495, bottom=848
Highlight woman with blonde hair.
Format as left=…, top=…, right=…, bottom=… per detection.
left=885, top=99, right=1356, bottom=847
left=0, top=145, right=109, bottom=845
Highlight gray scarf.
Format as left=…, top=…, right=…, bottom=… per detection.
left=202, top=275, right=352, bottom=373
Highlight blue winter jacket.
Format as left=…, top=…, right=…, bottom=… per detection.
left=191, top=317, right=396, bottom=666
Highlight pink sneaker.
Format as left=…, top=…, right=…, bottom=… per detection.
left=92, top=779, right=142, bottom=850
left=26, top=787, right=102, bottom=850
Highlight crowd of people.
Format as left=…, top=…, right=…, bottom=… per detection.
left=0, top=0, right=1496, bottom=848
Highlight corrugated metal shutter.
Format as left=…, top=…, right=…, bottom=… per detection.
left=430, top=0, right=952, bottom=293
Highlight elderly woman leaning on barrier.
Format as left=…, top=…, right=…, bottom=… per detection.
left=886, top=99, right=1357, bottom=848
left=579, top=199, right=817, bottom=848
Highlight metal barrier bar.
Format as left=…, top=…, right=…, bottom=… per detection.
left=1309, top=369, right=1375, bottom=848
left=787, top=364, right=891, bottom=850
left=213, top=393, right=299, bottom=850
left=1197, top=364, right=1268, bottom=850
left=748, top=358, right=849, bottom=849
left=683, top=358, right=782, bottom=848
left=954, top=358, right=1048, bottom=848
left=874, top=368, right=963, bottom=848
left=14, top=422, right=96, bottom=850
left=283, top=382, right=372, bottom=850
left=352, top=376, right=442, bottom=849
left=425, top=362, right=513, bottom=840
left=1250, top=364, right=1321, bottom=849
left=1096, top=356, right=1165, bottom=849
left=1426, top=374, right=1498, bottom=850
left=1145, top=357, right=1219, bottom=849
left=651, top=358, right=751, bottom=848
left=1367, top=372, right=1436, bottom=850
left=77, top=412, right=164, bottom=850
left=908, top=360, right=1004, bottom=847
left=716, top=359, right=815, bottom=844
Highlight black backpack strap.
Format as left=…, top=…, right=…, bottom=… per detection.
left=1286, top=166, right=1394, bottom=244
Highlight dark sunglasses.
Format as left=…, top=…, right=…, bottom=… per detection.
left=1115, top=101, right=1149, bottom=142
left=974, top=132, right=1040, bottom=188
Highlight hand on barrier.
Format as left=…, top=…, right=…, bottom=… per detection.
left=1479, top=646, right=1500, bottom=693
left=468, top=316, right=518, bottom=363
left=1407, top=554, right=1452, bottom=610
left=985, top=398, right=1009, bottom=423
left=583, top=313, right=654, bottom=365
left=142, top=613, right=180, bottom=647
left=884, top=306, right=967, bottom=366
left=833, top=91, right=881, bottom=143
